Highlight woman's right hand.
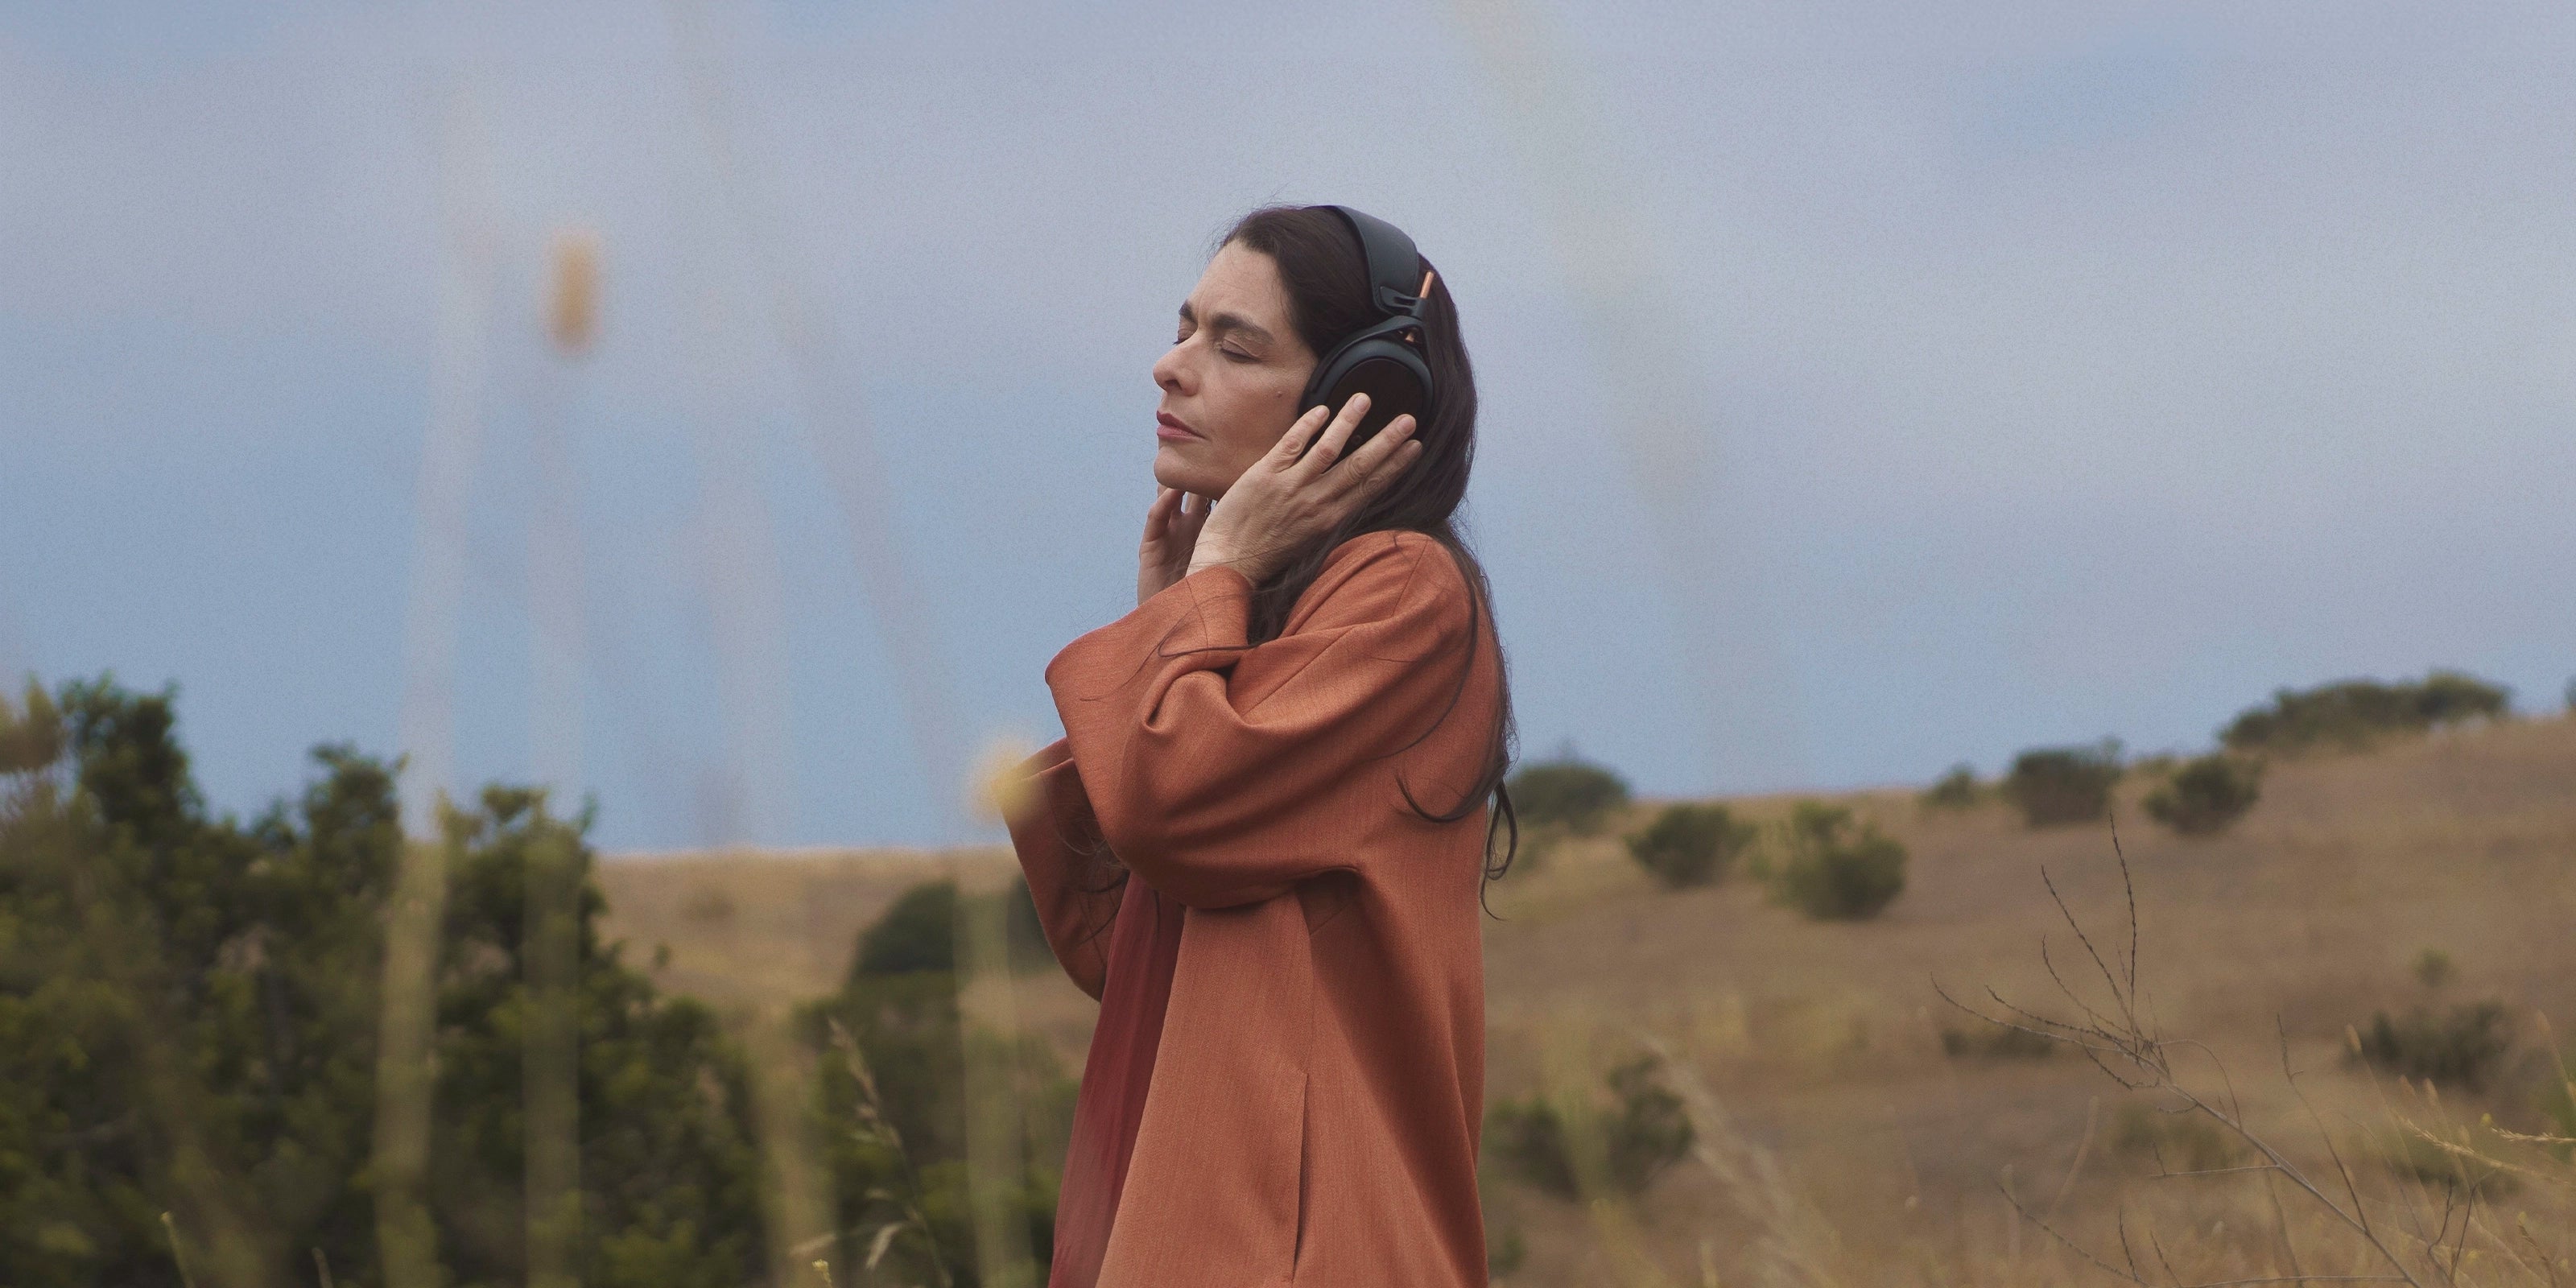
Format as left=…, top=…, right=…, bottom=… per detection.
left=1137, top=485, right=1215, bottom=607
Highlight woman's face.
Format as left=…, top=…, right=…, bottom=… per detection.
left=1150, top=242, right=1318, bottom=498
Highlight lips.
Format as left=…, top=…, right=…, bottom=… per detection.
left=1156, top=411, right=1202, bottom=442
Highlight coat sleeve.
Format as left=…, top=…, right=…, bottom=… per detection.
left=1001, top=737, right=1124, bottom=1001
left=1042, top=532, right=1477, bottom=910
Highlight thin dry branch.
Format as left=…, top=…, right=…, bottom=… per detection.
left=1942, top=819, right=2457, bottom=1288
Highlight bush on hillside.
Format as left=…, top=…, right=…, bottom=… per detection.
left=2142, top=753, right=2264, bottom=836
left=1920, top=763, right=1983, bottom=811
left=2352, top=1001, right=2514, bottom=1091
left=1482, top=1096, right=1576, bottom=1199
left=1775, top=802, right=1907, bottom=921
left=857, top=880, right=963, bottom=975
left=1624, top=802, right=1755, bottom=889
left=852, top=876, right=1058, bottom=979
left=2222, top=670, right=2509, bottom=754
left=1480, top=1052, right=1694, bottom=1199
left=2110, top=1102, right=2242, bottom=1174
left=1506, top=758, right=1631, bottom=835
left=1600, top=1054, right=1695, bottom=1193
left=1939, top=1019, right=2055, bottom=1060
left=2001, top=740, right=2123, bottom=828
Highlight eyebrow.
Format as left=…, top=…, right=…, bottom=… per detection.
left=1177, top=300, right=1274, bottom=347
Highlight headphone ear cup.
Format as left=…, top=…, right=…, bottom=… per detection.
left=1298, top=341, right=1432, bottom=464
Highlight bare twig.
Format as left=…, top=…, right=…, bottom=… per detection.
left=1944, top=830, right=2450, bottom=1288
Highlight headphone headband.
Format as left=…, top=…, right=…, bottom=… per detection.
left=1313, top=204, right=1426, bottom=319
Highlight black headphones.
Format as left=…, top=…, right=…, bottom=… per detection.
left=1294, top=205, right=1436, bottom=463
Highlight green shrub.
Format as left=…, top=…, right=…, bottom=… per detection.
left=1939, top=1020, right=2055, bottom=1060
left=2111, top=1102, right=2242, bottom=1173
left=1480, top=1052, right=1694, bottom=1199
left=857, top=880, right=962, bottom=976
left=1775, top=802, right=1906, bottom=921
left=2410, top=947, right=2456, bottom=989
left=2353, top=1001, right=2514, bottom=1090
left=1624, top=802, right=1754, bottom=889
left=1919, top=763, right=1982, bottom=811
left=1506, top=758, right=1631, bottom=835
left=1601, top=1053, right=1695, bottom=1193
left=2222, top=670, right=2510, bottom=753
left=2001, top=740, right=2123, bottom=828
left=1483, top=1095, right=1577, bottom=1199
left=852, top=876, right=1057, bottom=980
left=2142, top=753, right=2263, bottom=836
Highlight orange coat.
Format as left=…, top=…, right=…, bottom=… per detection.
left=1005, top=530, right=1501, bottom=1287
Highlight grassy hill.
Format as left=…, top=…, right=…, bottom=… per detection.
left=599, top=714, right=2576, bottom=1285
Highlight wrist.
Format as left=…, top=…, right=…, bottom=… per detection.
left=1187, top=553, right=1261, bottom=585
left=1185, top=540, right=1238, bottom=580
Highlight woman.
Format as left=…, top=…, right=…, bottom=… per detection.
left=1003, top=204, right=1517, bottom=1288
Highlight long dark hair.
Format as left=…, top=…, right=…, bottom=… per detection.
left=1220, top=205, right=1521, bottom=909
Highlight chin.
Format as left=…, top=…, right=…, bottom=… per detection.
left=1153, top=445, right=1226, bottom=498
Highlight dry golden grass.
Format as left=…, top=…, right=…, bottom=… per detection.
left=601, top=716, right=2576, bottom=1286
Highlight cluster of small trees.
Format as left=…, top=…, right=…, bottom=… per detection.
left=0, top=676, right=1056, bottom=1288
left=1504, top=758, right=1908, bottom=922
left=0, top=678, right=767, bottom=1288
left=2223, top=671, right=2508, bottom=753
left=1918, top=668, right=2513, bottom=840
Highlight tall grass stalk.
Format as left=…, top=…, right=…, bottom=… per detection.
left=1634, top=1032, right=1847, bottom=1288
left=826, top=1020, right=952, bottom=1288
left=374, top=828, right=454, bottom=1288
left=952, top=852, right=1040, bottom=1288
left=523, top=817, right=582, bottom=1288
left=740, top=1002, right=836, bottom=1288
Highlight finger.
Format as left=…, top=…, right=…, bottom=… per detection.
left=1270, top=402, right=1335, bottom=466
left=1142, top=485, right=1179, bottom=538
left=1295, top=391, right=1372, bottom=477
left=1325, top=412, right=1419, bottom=497
left=1349, top=436, right=1426, bottom=504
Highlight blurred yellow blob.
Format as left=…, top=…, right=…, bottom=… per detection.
left=967, top=733, right=1042, bottom=829
left=547, top=228, right=602, bottom=357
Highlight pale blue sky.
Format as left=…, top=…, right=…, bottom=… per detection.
left=6, top=0, right=2572, bottom=848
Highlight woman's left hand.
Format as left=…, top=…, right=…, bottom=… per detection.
left=1188, top=393, right=1423, bottom=585
left=1137, top=485, right=1216, bottom=608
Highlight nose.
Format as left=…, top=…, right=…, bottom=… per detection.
left=1152, top=341, right=1191, bottom=396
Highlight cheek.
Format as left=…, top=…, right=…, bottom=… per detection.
left=1209, top=365, right=1304, bottom=459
